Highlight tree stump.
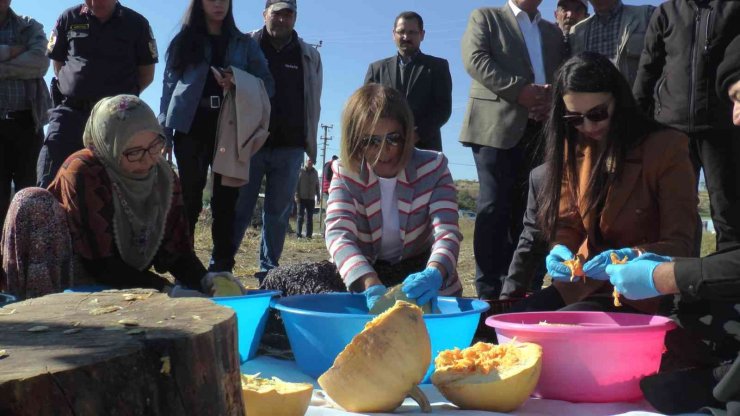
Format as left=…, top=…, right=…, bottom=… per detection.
left=0, top=290, right=244, bottom=416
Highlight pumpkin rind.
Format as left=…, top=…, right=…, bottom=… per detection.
left=318, top=301, right=431, bottom=412
left=368, top=285, right=434, bottom=315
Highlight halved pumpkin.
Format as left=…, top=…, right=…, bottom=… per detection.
left=318, top=300, right=432, bottom=413
left=368, top=284, right=435, bottom=315
left=432, top=342, right=542, bottom=412
left=241, top=374, right=313, bottom=416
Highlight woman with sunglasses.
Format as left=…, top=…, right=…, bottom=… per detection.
left=509, top=52, right=698, bottom=313
left=260, top=84, right=462, bottom=310
left=2, top=95, right=237, bottom=300
left=159, top=0, right=273, bottom=273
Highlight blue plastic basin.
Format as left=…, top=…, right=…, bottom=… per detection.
left=0, top=293, right=17, bottom=307
left=213, top=290, right=281, bottom=363
left=272, top=293, right=489, bottom=382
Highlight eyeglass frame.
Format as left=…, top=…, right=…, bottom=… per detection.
left=122, top=135, right=166, bottom=163
left=562, top=100, right=613, bottom=127
left=361, top=132, right=405, bottom=149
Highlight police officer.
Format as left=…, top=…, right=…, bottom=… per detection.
left=37, top=0, right=158, bottom=187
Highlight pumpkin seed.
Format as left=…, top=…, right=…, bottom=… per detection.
left=90, top=306, right=123, bottom=315
left=28, top=326, right=49, bottom=332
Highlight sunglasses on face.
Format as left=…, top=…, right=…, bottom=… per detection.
left=563, top=102, right=611, bottom=127
left=122, top=135, right=166, bottom=163
left=362, top=132, right=404, bottom=148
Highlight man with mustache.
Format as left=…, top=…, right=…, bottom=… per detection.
left=232, top=0, right=322, bottom=280
left=554, top=0, right=588, bottom=36
left=364, top=11, right=452, bottom=152
left=569, top=0, right=654, bottom=87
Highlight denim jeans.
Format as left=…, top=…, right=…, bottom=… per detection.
left=297, top=198, right=315, bottom=237
left=232, top=146, right=304, bottom=272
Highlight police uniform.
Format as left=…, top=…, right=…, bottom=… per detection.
left=37, top=2, right=158, bottom=187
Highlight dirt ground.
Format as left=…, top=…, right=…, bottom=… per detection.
left=193, top=216, right=479, bottom=297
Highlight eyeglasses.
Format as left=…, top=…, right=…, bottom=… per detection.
left=362, top=132, right=404, bottom=148
left=563, top=102, right=611, bottom=126
left=122, top=135, right=166, bottom=162
left=394, top=29, right=421, bottom=37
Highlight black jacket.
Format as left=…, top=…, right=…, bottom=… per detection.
left=633, top=0, right=740, bottom=133
left=501, top=164, right=548, bottom=299
left=364, top=52, right=452, bottom=151
left=673, top=246, right=740, bottom=363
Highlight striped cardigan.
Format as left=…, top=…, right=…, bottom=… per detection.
left=325, top=149, right=463, bottom=295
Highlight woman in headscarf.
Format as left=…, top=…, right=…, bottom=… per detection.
left=1, top=95, right=236, bottom=299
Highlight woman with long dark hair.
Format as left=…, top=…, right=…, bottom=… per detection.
left=159, top=0, right=274, bottom=272
left=513, top=52, right=698, bottom=313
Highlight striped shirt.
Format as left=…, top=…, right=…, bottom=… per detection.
left=325, top=149, right=463, bottom=295
left=585, top=0, right=624, bottom=63
left=0, top=17, right=28, bottom=111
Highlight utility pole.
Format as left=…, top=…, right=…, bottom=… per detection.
left=318, top=124, right=333, bottom=235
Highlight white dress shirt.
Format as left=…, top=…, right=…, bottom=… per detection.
left=508, top=0, right=546, bottom=84
left=378, top=176, right=403, bottom=262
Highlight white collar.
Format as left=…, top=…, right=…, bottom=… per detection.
left=508, top=0, right=542, bottom=24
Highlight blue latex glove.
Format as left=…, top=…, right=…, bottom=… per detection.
left=582, top=248, right=639, bottom=280
left=363, top=284, right=387, bottom=311
left=605, top=253, right=671, bottom=300
left=546, top=245, right=576, bottom=282
left=402, top=267, right=443, bottom=307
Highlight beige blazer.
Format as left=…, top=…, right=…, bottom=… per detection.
left=459, top=5, right=566, bottom=149
left=212, top=67, right=271, bottom=187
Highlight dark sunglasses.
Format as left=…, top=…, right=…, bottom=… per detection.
left=362, top=132, right=404, bottom=148
left=563, top=102, right=611, bottom=126
left=122, top=135, right=166, bottom=162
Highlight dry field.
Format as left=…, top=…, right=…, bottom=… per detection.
left=192, top=188, right=716, bottom=297
left=193, top=215, right=479, bottom=297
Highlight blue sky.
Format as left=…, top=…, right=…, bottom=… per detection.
left=21, top=0, right=662, bottom=180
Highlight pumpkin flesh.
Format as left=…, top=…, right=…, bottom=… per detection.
left=432, top=342, right=542, bottom=412
left=241, top=374, right=313, bottom=416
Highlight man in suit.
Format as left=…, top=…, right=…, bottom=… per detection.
left=364, top=11, right=452, bottom=151
left=460, top=0, right=566, bottom=299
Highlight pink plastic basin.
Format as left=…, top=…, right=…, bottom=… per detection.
left=486, top=311, right=676, bottom=403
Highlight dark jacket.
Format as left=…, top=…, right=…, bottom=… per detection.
left=364, top=52, right=452, bottom=151
left=554, top=129, right=698, bottom=312
left=673, top=245, right=740, bottom=406
left=501, top=164, right=548, bottom=299
left=633, top=0, right=740, bottom=133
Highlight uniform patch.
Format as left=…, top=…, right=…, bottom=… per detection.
left=70, top=24, right=89, bottom=31
left=47, top=31, right=57, bottom=54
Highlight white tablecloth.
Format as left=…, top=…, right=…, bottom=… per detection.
left=241, top=357, right=701, bottom=416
